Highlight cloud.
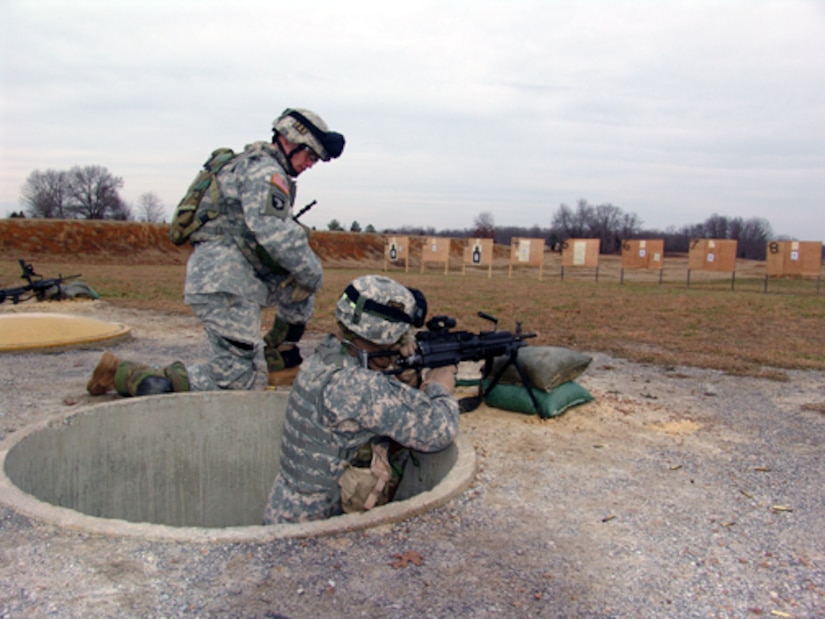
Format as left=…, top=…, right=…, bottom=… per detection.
left=1, top=0, right=824, bottom=240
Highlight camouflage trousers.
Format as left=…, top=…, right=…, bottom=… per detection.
left=186, top=292, right=264, bottom=391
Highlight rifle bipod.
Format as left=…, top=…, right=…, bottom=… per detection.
left=458, top=349, right=542, bottom=415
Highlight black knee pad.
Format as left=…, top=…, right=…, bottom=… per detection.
left=280, top=345, right=303, bottom=368
left=285, top=322, right=306, bottom=343
left=136, top=375, right=174, bottom=396
left=225, top=337, right=255, bottom=352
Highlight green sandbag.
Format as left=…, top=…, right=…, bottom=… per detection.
left=63, top=281, right=100, bottom=300
left=484, top=380, right=594, bottom=419
left=490, top=346, right=592, bottom=392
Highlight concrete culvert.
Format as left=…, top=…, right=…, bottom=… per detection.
left=0, top=391, right=476, bottom=543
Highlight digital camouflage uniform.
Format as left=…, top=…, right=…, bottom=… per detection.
left=183, top=140, right=322, bottom=391
left=262, top=334, right=459, bottom=524
left=87, top=108, right=343, bottom=399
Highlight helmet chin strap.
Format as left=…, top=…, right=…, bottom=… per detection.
left=341, top=337, right=400, bottom=371
left=273, top=133, right=300, bottom=177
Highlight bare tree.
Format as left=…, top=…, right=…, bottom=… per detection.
left=65, top=165, right=126, bottom=220
left=110, top=200, right=133, bottom=221
left=727, top=216, right=744, bottom=241
left=619, top=211, right=643, bottom=241
left=20, top=169, right=70, bottom=218
left=737, top=217, right=773, bottom=260
left=703, top=213, right=730, bottom=239
left=573, top=199, right=595, bottom=237
left=589, top=203, right=624, bottom=252
left=551, top=200, right=644, bottom=253
left=551, top=202, right=583, bottom=239
left=473, top=211, right=496, bottom=239
left=137, top=192, right=167, bottom=223
left=551, top=199, right=596, bottom=240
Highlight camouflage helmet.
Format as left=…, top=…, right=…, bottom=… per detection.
left=272, top=108, right=345, bottom=161
left=336, top=275, right=426, bottom=345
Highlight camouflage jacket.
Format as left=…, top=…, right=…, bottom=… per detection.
left=263, top=334, right=460, bottom=524
left=184, top=141, right=322, bottom=305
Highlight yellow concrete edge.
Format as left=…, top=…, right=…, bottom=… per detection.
left=0, top=313, right=131, bottom=353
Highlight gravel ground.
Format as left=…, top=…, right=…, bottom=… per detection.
left=1, top=301, right=824, bottom=618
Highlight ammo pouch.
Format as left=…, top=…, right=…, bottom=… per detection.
left=339, top=442, right=394, bottom=513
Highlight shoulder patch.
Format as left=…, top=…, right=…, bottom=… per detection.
left=270, top=173, right=291, bottom=197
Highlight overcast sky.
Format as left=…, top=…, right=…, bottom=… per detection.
left=2, top=0, right=824, bottom=240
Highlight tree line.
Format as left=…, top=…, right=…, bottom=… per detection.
left=16, top=166, right=167, bottom=223
left=385, top=199, right=781, bottom=261
left=14, top=166, right=795, bottom=260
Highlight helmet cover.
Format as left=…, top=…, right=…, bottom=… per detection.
left=336, top=275, right=423, bottom=345
left=273, top=108, right=345, bottom=161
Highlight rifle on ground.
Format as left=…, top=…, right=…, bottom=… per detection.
left=0, top=259, right=82, bottom=305
left=363, top=312, right=541, bottom=414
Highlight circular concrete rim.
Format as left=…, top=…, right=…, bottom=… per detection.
left=0, top=312, right=131, bottom=353
left=0, top=397, right=477, bottom=544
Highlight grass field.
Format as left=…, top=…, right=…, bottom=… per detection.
left=3, top=254, right=823, bottom=379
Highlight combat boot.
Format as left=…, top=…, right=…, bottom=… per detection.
left=87, top=351, right=121, bottom=395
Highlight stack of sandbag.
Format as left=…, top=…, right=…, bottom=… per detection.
left=483, top=346, right=594, bottom=419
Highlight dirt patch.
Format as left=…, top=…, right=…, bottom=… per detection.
left=647, top=419, right=702, bottom=435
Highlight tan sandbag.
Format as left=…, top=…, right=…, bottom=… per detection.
left=490, top=346, right=592, bottom=392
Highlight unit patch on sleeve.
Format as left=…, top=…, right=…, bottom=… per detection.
left=266, top=172, right=291, bottom=217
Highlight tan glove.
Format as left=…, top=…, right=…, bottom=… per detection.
left=391, top=332, right=421, bottom=387
left=396, top=332, right=417, bottom=359
left=421, top=365, right=457, bottom=395
left=280, top=275, right=314, bottom=303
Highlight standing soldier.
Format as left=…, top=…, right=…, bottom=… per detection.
left=87, top=108, right=345, bottom=397
left=263, top=275, right=460, bottom=524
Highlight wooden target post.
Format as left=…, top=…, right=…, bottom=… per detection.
left=508, top=237, right=545, bottom=279
left=383, top=236, right=410, bottom=272
left=560, top=239, right=600, bottom=281
left=420, top=237, right=451, bottom=274
left=765, top=240, right=823, bottom=293
left=463, top=238, right=494, bottom=278
left=620, top=239, right=664, bottom=284
left=687, top=239, right=738, bottom=289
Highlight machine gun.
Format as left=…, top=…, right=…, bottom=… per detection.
left=0, top=259, right=81, bottom=305
left=364, top=311, right=542, bottom=414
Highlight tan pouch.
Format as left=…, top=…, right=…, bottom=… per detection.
left=339, top=443, right=392, bottom=513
